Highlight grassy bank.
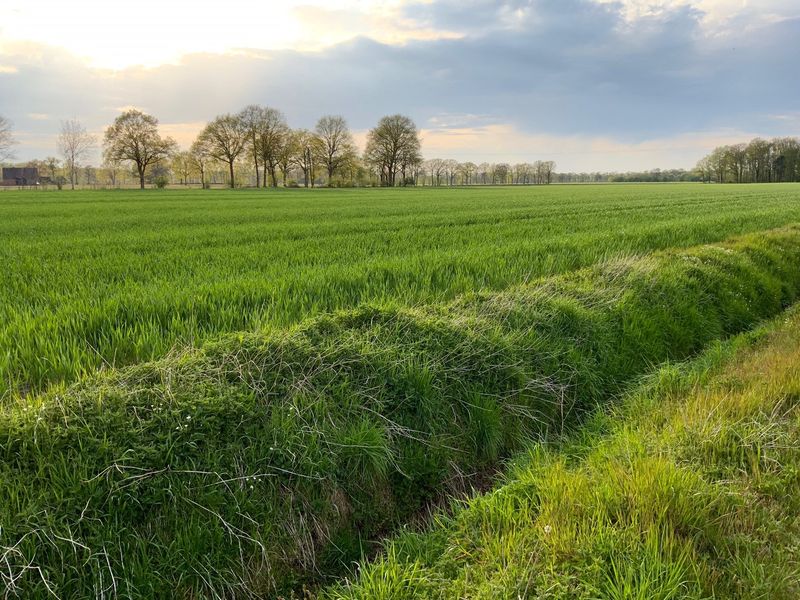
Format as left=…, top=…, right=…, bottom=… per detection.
left=4, top=184, right=800, bottom=396
left=325, top=301, right=800, bottom=599
left=3, top=226, right=800, bottom=597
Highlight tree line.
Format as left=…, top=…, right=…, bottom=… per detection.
left=696, top=138, right=800, bottom=184
left=555, top=169, right=703, bottom=184
left=0, top=110, right=562, bottom=189
left=10, top=112, right=797, bottom=188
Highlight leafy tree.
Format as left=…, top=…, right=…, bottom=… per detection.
left=257, top=108, right=290, bottom=187
left=315, top=115, right=357, bottom=185
left=189, top=137, right=212, bottom=189
left=43, top=156, right=60, bottom=183
left=364, top=114, right=421, bottom=187
left=103, top=110, right=176, bottom=189
left=171, top=151, right=193, bottom=185
left=198, top=114, right=248, bottom=188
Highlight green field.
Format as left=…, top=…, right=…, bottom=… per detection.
left=3, top=183, right=800, bottom=397
left=3, top=184, right=800, bottom=598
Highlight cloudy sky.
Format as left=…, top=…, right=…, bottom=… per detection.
left=1, top=0, right=799, bottom=171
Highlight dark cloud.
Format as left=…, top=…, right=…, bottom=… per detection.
left=2, top=0, right=799, bottom=162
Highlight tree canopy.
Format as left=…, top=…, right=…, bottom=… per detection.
left=103, top=110, right=176, bottom=189
left=364, top=114, right=422, bottom=187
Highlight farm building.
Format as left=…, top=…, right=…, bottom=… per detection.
left=1, top=167, right=40, bottom=186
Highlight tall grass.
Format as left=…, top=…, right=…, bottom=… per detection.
left=3, top=226, right=800, bottom=597
left=3, top=184, right=800, bottom=396
left=326, top=295, right=800, bottom=600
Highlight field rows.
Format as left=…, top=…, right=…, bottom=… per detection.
left=2, top=184, right=800, bottom=396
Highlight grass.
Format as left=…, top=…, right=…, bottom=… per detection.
left=323, top=295, right=800, bottom=600
left=3, top=183, right=800, bottom=397
left=3, top=226, right=800, bottom=598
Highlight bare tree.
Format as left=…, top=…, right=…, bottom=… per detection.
left=460, top=162, right=476, bottom=185
left=0, top=115, right=16, bottom=162
left=513, top=163, right=529, bottom=184
left=425, top=158, right=445, bottom=186
left=199, top=115, right=249, bottom=188
left=478, top=163, right=491, bottom=185
left=443, top=159, right=459, bottom=185
left=493, top=163, right=510, bottom=184
left=315, top=115, right=357, bottom=185
left=541, top=161, right=555, bottom=184
left=257, top=108, right=289, bottom=187
left=104, top=110, right=176, bottom=189
left=189, top=137, right=212, bottom=189
left=291, top=129, right=319, bottom=187
left=278, top=130, right=300, bottom=186
left=239, top=105, right=264, bottom=188
left=364, top=114, right=421, bottom=187
left=57, top=119, right=96, bottom=190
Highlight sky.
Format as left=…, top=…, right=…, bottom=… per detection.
left=1, top=0, right=799, bottom=172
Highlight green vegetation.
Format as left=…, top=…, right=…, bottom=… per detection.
left=3, top=225, right=800, bottom=598
left=4, top=184, right=800, bottom=397
left=325, top=301, right=800, bottom=600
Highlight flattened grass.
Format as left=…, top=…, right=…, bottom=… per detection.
left=3, top=226, right=800, bottom=597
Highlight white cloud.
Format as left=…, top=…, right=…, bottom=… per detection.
left=598, top=0, right=799, bottom=26
left=0, top=0, right=458, bottom=69
left=1, top=1, right=798, bottom=171
left=2, top=1, right=798, bottom=72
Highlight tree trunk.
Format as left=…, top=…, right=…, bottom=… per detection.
left=138, top=165, right=145, bottom=189
left=229, top=161, right=235, bottom=189
left=270, top=165, right=278, bottom=187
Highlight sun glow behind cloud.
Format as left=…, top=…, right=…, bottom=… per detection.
left=2, top=0, right=799, bottom=170
left=2, top=0, right=797, bottom=70
left=0, top=0, right=458, bottom=69
left=8, top=0, right=796, bottom=71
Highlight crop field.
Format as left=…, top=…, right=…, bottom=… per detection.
left=3, top=183, right=800, bottom=598
left=3, top=183, right=800, bottom=398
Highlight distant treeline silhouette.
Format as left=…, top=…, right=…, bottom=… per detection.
left=696, top=138, right=800, bottom=184
left=3, top=110, right=799, bottom=187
